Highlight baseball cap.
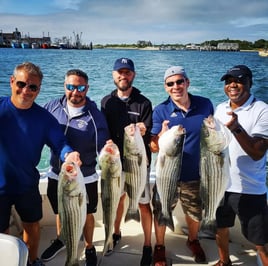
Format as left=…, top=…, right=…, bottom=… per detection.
left=164, top=66, right=188, bottom=81
left=220, top=65, right=252, bottom=81
left=113, top=58, right=135, bottom=72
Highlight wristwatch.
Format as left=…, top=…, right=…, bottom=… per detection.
left=232, top=125, right=243, bottom=135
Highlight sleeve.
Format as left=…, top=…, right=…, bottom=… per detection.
left=151, top=107, right=164, bottom=136
left=45, top=113, right=73, bottom=161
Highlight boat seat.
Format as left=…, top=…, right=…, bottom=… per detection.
left=0, top=233, right=28, bottom=266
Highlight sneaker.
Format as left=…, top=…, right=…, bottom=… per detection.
left=213, top=259, right=232, bottom=266
left=186, top=238, right=206, bottom=263
left=85, top=246, right=97, bottom=266
left=140, top=246, right=152, bottom=266
left=28, top=258, right=45, bottom=266
left=153, top=245, right=167, bottom=266
left=112, top=232, right=121, bottom=248
left=40, top=238, right=65, bottom=261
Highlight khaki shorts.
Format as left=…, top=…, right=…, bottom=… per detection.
left=152, top=180, right=202, bottom=222
left=121, top=167, right=151, bottom=204
left=179, top=180, right=203, bottom=222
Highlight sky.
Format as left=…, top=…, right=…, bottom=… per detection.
left=0, top=0, right=268, bottom=45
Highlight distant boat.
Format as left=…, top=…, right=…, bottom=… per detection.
left=21, top=41, right=30, bottom=49
left=11, top=40, right=21, bottom=48
left=259, top=50, right=268, bottom=57
left=41, top=43, right=49, bottom=49
left=59, top=42, right=68, bottom=49
left=31, top=43, right=39, bottom=49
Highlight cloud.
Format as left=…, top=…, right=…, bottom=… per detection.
left=0, top=0, right=267, bottom=44
left=52, top=0, right=83, bottom=10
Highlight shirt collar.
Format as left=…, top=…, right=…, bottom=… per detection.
left=226, top=94, right=255, bottom=111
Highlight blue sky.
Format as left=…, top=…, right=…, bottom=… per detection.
left=0, top=0, right=268, bottom=45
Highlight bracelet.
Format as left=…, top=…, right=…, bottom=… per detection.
left=231, top=125, right=244, bottom=135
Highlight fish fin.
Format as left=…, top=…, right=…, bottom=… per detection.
left=138, top=153, right=143, bottom=166
left=158, top=154, right=166, bottom=168
left=103, top=238, right=114, bottom=256
left=200, top=219, right=217, bottom=235
left=125, top=209, right=140, bottom=223
left=78, top=193, right=84, bottom=206
left=158, top=212, right=174, bottom=231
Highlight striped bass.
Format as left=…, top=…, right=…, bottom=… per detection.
left=155, top=125, right=186, bottom=231
left=200, top=115, right=232, bottom=233
left=99, top=142, right=122, bottom=256
left=58, top=162, right=87, bottom=266
left=123, top=123, right=147, bottom=222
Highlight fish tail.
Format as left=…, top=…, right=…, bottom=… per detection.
left=125, top=209, right=140, bottom=222
left=65, top=259, right=79, bottom=266
left=158, top=212, right=174, bottom=231
left=201, top=219, right=217, bottom=235
left=103, top=238, right=114, bottom=256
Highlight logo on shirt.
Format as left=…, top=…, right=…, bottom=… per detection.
left=170, top=112, right=177, bottom=117
left=128, top=111, right=140, bottom=116
left=77, top=119, right=88, bottom=129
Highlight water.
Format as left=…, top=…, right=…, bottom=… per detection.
left=0, top=48, right=267, bottom=173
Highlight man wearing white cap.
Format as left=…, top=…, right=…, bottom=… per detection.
left=150, top=66, right=214, bottom=265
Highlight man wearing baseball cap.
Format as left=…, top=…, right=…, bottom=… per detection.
left=101, top=58, right=153, bottom=266
left=213, top=65, right=268, bottom=266
left=150, top=65, right=214, bottom=265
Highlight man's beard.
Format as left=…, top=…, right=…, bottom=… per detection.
left=114, top=79, right=133, bottom=92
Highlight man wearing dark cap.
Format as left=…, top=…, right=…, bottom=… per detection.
left=213, top=65, right=268, bottom=266
left=101, top=58, right=153, bottom=266
left=150, top=66, right=214, bottom=265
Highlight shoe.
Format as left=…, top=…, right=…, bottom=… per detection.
left=153, top=245, right=167, bottom=266
left=213, top=259, right=232, bottom=266
left=112, top=232, right=121, bottom=248
left=40, top=238, right=65, bottom=261
left=85, top=246, right=97, bottom=266
left=28, top=258, right=45, bottom=266
left=140, top=246, right=152, bottom=266
left=186, top=238, right=206, bottom=263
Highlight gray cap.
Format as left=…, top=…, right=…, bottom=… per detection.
left=164, top=66, right=188, bottom=81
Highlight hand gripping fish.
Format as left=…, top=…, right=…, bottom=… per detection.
left=58, top=162, right=87, bottom=266
left=99, top=142, right=122, bottom=256
left=155, top=125, right=186, bottom=231
left=200, top=115, right=232, bottom=233
left=123, top=123, right=148, bottom=222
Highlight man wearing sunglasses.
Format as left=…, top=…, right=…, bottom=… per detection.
left=213, top=65, right=268, bottom=266
left=41, top=69, right=109, bottom=266
left=0, top=62, right=81, bottom=266
left=150, top=66, right=214, bottom=265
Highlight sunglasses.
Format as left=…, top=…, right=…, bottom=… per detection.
left=16, top=81, right=39, bottom=92
left=225, top=77, right=247, bottom=85
left=166, top=79, right=185, bottom=87
left=65, top=84, right=87, bottom=92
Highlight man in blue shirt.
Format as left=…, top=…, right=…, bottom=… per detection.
left=41, top=69, right=110, bottom=266
left=150, top=66, right=214, bottom=265
left=0, top=62, right=81, bottom=266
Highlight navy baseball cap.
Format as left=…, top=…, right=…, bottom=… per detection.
left=220, top=65, right=252, bottom=81
left=113, top=58, right=135, bottom=72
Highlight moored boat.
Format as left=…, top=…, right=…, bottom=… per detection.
left=11, top=40, right=21, bottom=48
left=31, top=43, right=40, bottom=49
left=259, top=50, right=268, bottom=57
left=21, top=41, right=30, bottom=49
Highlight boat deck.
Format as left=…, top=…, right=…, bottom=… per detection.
left=9, top=178, right=261, bottom=266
